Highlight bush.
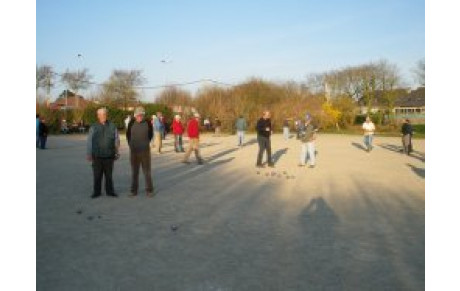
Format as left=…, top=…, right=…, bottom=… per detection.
left=412, top=124, right=425, bottom=134
left=83, top=104, right=127, bottom=129
left=142, top=103, right=173, bottom=121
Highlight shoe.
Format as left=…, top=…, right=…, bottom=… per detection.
left=91, top=193, right=101, bottom=199
left=268, top=163, right=275, bottom=168
left=298, top=164, right=305, bottom=167
left=309, top=165, right=315, bottom=169
left=146, top=191, right=155, bottom=198
left=182, top=160, right=191, bottom=164
left=256, top=164, right=264, bottom=168
left=180, top=149, right=185, bottom=152
left=107, top=193, right=118, bottom=197
left=129, top=192, right=137, bottom=197
left=197, top=160, right=204, bottom=165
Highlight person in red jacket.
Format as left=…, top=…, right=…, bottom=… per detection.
left=172, top=115, right=185, bottom=153
left=182, top=113, right=204, bottom=165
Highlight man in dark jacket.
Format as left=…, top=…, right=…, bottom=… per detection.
left=86, top=108, right=120, bottom=199
left=38, top=118, right=48, bottom=149
left=401, top=119, right=413, bottom=155
left=126, top=107, right=155, bottom=197
left=256, top=110, right=274, bottom=167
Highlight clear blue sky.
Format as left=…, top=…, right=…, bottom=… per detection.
left=36, top=0, right=425, bottom=100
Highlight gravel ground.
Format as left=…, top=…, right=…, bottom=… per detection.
left=36, top=133, right=425, bottom=291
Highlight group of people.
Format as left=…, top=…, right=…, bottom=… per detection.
left=86, top=107, right=204, bottom=198
left=78, top=106, right=415, bottom=198
left=362, top=116, right=414, bottom=154
left=252, top=111, right=317, bottom=168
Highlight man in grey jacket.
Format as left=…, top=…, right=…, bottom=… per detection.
left=86, top=108, right=120, bottom=198
left=126, top=107, right=154, bottom=197
left=299, top=115, right=316, bottom=168
left=235, top=115, right=247, bottom=146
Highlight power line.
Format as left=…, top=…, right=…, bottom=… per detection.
left=51, top=71, right=234, bottom=90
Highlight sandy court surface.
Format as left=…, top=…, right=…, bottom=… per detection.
left=36, top=132, right=425, bottom=290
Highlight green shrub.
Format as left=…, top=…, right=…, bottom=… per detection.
left=412, top=124, right=425, bottom=134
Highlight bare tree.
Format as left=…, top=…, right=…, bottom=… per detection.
left=61, top=68, right=92, bottom=108
left=102, top=70, right=145, bottom=110
left=36, top=65, right=55, bottom=103
left=412, top=58, right=425, bottom=87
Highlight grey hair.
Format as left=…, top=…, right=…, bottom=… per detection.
left=97, top=107, right=108, bottom=115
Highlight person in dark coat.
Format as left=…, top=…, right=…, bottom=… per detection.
left=256, top=110, right=274, bottom=168
left=126, top=107, right=155, bottom=197
left=401, top=119, right=414, bottom=155
left=38, top=118, right=48, bottom=149
left=86, top=108, right=120, bottom=199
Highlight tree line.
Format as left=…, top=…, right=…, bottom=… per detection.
left=36, top=58, right=424, bottom=132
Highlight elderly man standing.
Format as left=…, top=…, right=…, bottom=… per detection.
left=298, top=115, right=317, bottom=168
left=126, top=107, right=154, bottom=197
left=182, top=113, right=204, bottom=165
left=256, top=110, right=274, bottom=168
left=86, top=108, right=120, bottom=199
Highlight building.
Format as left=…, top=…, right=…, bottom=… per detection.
left=357, top=87, right=425, bottom=124
left=393, top=87, right=425, bottom=124
left=49, top=90, right=88, bottom=110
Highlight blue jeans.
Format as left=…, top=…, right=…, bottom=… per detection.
left=174, top=134, right=184, bottom=151
left=283, top=127, right=289, bottom=140
left=237, top=131, right=245, bottom=146
left=36, top=134, right=40, bottom=148
left=39, top=136, right=47, bottom=149
left=364, top=135, right=374, bottom=151
left=300, top=142, right=315, bottom=166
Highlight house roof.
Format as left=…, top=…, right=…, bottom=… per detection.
left=395, top=87, right=425, bottom=107
left=357, top=87, right=424, bottom=108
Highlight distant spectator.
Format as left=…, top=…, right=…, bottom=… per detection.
left=152, top=114, right=164, bottom=154
left=61, top=119, right=69, bottom=134
left=401, top=119, right=414, bottom=155
left=362, top=116, right=376, bottom=152
left=283, top=119, right=290, bottom=140
left=235, top=115, right=247, bottom=146
left=36, top=114, right=40, bottom=148
left=124, top=115, right=132, bottom=130
left=204, top=117, right=211, bottom=131
left=172, top=115, right=185, bottom=152
left=38, top=118, right=49, bottom=149
left=214, top=118, right=222, bottom=136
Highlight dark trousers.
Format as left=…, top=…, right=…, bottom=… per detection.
left=92, top=157, right=115, bottom=195
left=174, top=134, right=184, bottom=151
left=257, top=135, right=272, bottom=165
left=39, top=136, right=47, bottom=149
left=130, top=150, right=153, bottom=193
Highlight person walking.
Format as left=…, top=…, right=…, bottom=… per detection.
left=283, top=119, right=290, bottom=140
left=362, top=116, right=376, bottom=152
left=172, top=115, right=185, bottom=152
left=86, top=108, right=120, bottom=199
left=152, top=113, right=164, bottom=154
left=38, top=117, right=49, bottom=149
left=182, top=113, right=204, bottom=165
left=299, top=115, right=316, bottom=168
left=235, top=115, right=247, bottom=147
left=126, top=107, right=154, bottom=197
left=214, top=117, right=222, bottom=136
left=204, top=117, right=211, bottom=132
left=401, top=119, right=414, bottom=155
left=256, top=110, right=274, bottom=168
